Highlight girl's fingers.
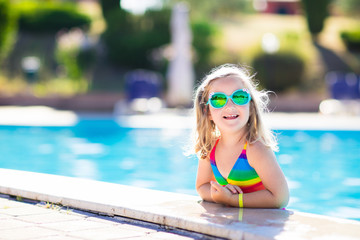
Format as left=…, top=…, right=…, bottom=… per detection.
left=225, top=184, right=237, bottom=194
left=210, top=181, right=222, bottom=191
left=212, top=182, right=243, bottom=194
left=234, top=185, right=243, bottom=194
left=225, top=184, right=243, bottom=194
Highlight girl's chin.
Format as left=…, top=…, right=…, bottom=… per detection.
left=218, top=122, right=247, bottom=132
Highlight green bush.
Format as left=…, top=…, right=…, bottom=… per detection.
left=17, top=2, right=91, bottom=32
left=252, top=52, right=305, bottom=92
left=0, top=0, right=17, bottom=63
left=341, top=29, right=360, bottom=52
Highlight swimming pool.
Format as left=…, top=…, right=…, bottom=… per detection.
left=0, top=119, right=359, bottom=221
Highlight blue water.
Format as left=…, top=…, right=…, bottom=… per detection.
left=0, top=119, right=359, bottom=221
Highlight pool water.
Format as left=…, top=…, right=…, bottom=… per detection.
left=0, top=119, right=359, bottom=221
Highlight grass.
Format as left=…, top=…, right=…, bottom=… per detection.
left=38, top=201, right=73, bottom=214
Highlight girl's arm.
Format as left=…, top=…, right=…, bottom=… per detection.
left=195, top=157, right=214, bottom=202
left=246, top=141, right=289, bottom=208
left=211, top=141, right=289, bottom=208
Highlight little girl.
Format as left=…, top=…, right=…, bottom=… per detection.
left=193, top=64, right=289, bottom=208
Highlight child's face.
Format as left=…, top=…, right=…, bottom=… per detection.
left=208, top=76, right=250, bottom=136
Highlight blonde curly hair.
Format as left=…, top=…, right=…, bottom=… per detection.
left=193, top=63, right=278, bottom=159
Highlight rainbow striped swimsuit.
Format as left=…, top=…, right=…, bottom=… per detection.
left=210, top=140, right=266, bottom=193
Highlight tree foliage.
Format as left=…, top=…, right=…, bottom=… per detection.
left=101, top=4, right=171, bottom=69
left=100, top=0, right=217, bottom=77
left=17, top=1, right=91, bottom=33
left=301, top=0, right=331, bottom=35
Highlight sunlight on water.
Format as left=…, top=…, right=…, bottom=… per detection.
left=343, top=178, right=360, bottom=186
left=72, top=159, right=99, bottom=180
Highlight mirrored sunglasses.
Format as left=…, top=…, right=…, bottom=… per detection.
left=207, top=89, right=251, bottom=109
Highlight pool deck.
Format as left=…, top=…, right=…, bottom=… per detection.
left=1, top=106, right=360, bottom=239
left=0, top=192, right=201, bottom=240
left=0, top=105, right=359, bottom=130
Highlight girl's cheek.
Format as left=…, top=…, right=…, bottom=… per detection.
left=209, top=108, right=218, bottom=120
left=208, top=109, right=213, bottom=120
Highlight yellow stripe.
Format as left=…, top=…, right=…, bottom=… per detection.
left=228, top=177, right=261, bottom=187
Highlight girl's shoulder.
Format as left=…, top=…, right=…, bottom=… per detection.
left=247, top=140, right=276, bottom=167
left=247, top=139, right=268, bottom=152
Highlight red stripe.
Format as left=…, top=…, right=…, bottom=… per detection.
left=241, top=182, right=266, bottom=193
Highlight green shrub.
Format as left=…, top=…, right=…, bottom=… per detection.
left=341, top=29, right=360, bottom=52
left=17, top=2, right=91, bottom=32
left=252, top=52, right=305, bottom=92
left=0, top=0, right=17, bottom=63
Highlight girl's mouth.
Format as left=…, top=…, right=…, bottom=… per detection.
left=223, top=114, right=239, bottom=120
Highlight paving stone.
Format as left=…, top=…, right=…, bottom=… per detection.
left=0, top=206, right=50, bottom=217
left=0, top=198, right=9, bottom=204
left=36, top=236, right=83, bottom=240
left=0, top=226, right=60, bottom=240
left=0, top=218, right=33, bottom=230
left=40, top=219, right=112, bottom=232
left=58, top=208, right=98, bottom=218
left=136, top=231, right=197, bottom=240
left=18, top=211, right=84, bottom=224
left=0, top=199, right=32, bottom=208
left=85, top=215, right=127, bottom=226
left=68, top=227, right=148, bottom=240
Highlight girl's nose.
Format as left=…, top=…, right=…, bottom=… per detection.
left=224, top=98, right=237, bottom=109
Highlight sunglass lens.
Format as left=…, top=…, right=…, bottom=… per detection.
left=210, top=93, right=227, bottom=108
left=232, top=90, right=249, bottom=105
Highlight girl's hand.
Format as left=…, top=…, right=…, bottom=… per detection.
left=224, top=183, right=243, bottom=194
left=210, top=181, right=240, bottom=205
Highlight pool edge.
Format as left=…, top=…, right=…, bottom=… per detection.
left=1, top=168, right=360, bottom=240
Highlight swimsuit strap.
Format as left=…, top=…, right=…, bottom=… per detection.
left=209, top=140, right=228, bottom=186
